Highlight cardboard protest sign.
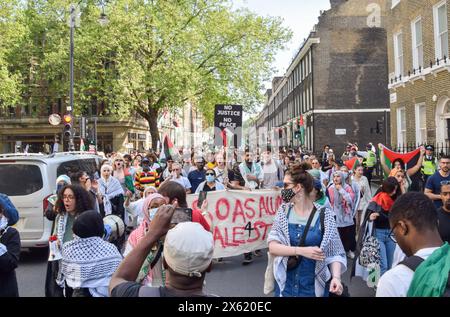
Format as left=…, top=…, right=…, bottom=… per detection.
left=187, top=190, right=282, bottom=258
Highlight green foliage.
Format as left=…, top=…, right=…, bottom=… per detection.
left=0, top=0, right=291, bottom=143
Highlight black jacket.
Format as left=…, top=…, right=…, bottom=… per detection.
left=0, top=227, right=20, bottom=297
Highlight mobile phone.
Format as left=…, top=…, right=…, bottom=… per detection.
left=197, top=191, right=207, bottom=209
left=171, top=208, right=193, bottom=224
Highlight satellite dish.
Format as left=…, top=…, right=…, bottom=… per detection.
left=49, top=114, right=62, bottom=126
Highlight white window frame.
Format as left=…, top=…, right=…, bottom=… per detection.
left=415, top=103, right=427, bottom=145
left=393, top=32, right=404, bottom=77
left=397, top=107, right=407, bottom=146
left=411, top=17, right=423, bottom=69
left=433, top=0, right=449, bottom=60
left=391, top=0, right=400, bottom=9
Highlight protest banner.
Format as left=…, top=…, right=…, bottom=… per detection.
left=187, top=189, right=282, bottom=258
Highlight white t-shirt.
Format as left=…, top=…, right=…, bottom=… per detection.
left=170, top=176, right=192, bottom=190
left=376, top=247, right=440, bottom=297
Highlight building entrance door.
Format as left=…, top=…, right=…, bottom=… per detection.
left=436, top=97, right=450, bottom=145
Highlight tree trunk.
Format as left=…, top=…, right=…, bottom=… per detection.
left=148, top=107, right=160, bottom=151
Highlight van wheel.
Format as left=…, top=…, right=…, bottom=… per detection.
left=30, top=247, right=49, bottom=258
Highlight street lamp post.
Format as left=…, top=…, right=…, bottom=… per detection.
left=67, top=1, right=108, bottom=152
left=68, top=4, right=77, bottom=151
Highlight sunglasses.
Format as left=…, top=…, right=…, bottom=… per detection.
left=441, top=181, right=450, bottom=186
left=206, top=173, right=215, bottom=176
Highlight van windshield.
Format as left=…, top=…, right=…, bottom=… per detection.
left=57, top=159, right=99, bottom=177
left=0, top=164, right=43, bottom=196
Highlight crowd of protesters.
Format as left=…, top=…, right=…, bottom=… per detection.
left=1, top=141, right=449, bottom=298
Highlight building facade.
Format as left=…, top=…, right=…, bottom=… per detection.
left=0, top=102, right=205, bottom=154
left=255, top=0, right=391, bottom=155
left=388, top=0, right=450, bottom=148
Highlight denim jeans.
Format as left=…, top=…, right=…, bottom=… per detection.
left=375, top=228, right=396, bottom=276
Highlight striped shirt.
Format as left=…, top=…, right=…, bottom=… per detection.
left=134, top=171, right=160, bottom=190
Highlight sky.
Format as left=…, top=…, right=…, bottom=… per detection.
left=233, top=0, right=331, bottom=90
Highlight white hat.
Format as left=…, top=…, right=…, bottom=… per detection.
left=164, top=222, right=214, bottom=278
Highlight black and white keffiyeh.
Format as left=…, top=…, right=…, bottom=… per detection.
left=267, top=202, right=347, bottom=297
left=61, top=236, right=123, bottom=297
left=99, top=176, right=124, bottom=215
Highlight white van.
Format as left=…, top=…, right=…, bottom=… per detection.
left=0, top=152, right=102, bottom=250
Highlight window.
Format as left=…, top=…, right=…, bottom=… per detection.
left=0, top=165, right=43, bottom=196
left=415, top=104, right=427, bottom=145
left=57, top=159, right=99, bottom=178
left=397, top=107, right=407, bottom=146
left=392, top=0, right=400, bottom=9
left=411, top=18, right=423, bottom=69
left=308, top=51, right=312, bottom=74
left=434, top=1, right=449, bottom=60
left=394, top=32, right=404, bottom=76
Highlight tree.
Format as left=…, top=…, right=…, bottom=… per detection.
left=0, top=0, right=24, bottom=108
left=2, top=0, right=291, bottom=150
left=106, top=0, right=291, bottom=149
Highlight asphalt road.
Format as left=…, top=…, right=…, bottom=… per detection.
left=16, top=248, right=375, bottom=297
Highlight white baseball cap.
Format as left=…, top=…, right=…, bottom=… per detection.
left=164, top=222, right=214, bottom=278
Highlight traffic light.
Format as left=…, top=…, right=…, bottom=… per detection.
left=376, top=120, right=383, bottom=135
left=294, top=130, right=301, bottom=140
left=63, top=114, right=73, bottom=138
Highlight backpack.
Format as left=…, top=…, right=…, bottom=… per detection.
left=401, top=256, right=450, bottom=297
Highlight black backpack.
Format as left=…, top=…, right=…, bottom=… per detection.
left=401, top=256, right=450, bottom=297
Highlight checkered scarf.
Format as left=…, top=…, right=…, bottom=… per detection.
left=61, top=237, right=123, bottom=294
left=267, top=202, right=347, bottom=297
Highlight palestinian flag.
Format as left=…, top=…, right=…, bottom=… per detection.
left=221, top=128, right=234, bottom=147
left=299, top=115, right=305, bottom=145
left=80, top=138, right=86, bottom=151
left=379, top=144, right=421, bottom=177
left=344, top=156, right=360, bottom=171
left=160, top=134, right=177, bottom=161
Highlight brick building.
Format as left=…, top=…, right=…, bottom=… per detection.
left=254, top=0, right=391, bottom=156
left=388, top=0, right=450, bottom=148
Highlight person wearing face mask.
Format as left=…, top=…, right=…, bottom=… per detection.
left=124, top=193, right=167, bottom=287
left=0, top=193, right=20, bottom=297
left=267, top=163, right=346, bottom=297
left=125, top=186, right=158, bottom=228
left=261, top=148, right=284, bottom=190
left=188, top=157, right=207, bottom=193
left=327, top=172, right=357, bottom=259
left=195, top=169, right=225, bottom=194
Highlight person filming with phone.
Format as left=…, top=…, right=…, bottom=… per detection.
left=110, top=203, right=216, bottom=297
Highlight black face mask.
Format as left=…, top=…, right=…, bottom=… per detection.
left=143, top=166, right=150, bottom=172
left=281, top=188, right=297, bottom=203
